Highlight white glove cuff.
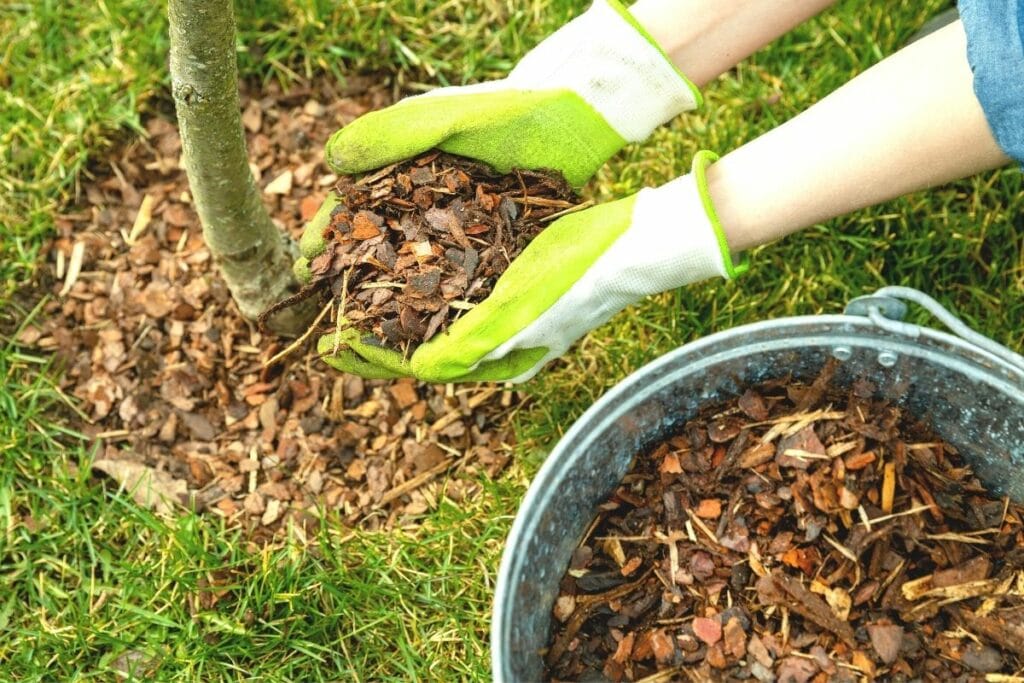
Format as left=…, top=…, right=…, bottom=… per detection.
left=507, top=0, right=702, bottom=142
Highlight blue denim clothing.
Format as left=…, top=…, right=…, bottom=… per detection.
left=959, top=0, right=1024, bottom=165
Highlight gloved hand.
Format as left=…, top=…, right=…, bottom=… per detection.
left=312, top=152, right=747, bottom=383
left=323, top=0, right=701, bottom=188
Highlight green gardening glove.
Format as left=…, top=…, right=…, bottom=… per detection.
left=294, top=0, right=702, bottom=287
left=299, top=0, right=710, bottom=381
left=313, top=152, right=748, bottom=383
left=323, top=0, right=701, bottom=188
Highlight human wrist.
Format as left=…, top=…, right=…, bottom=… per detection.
left=628, top=0, right=837, bottom=87
left=626, top=184, right=718, bottom=289
left=689, top=150, right=748, bottom=279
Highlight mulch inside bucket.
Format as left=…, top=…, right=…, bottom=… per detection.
left=544, top=359, right=1024, bottom=681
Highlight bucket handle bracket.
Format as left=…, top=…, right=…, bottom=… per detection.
left=845, top=286, right=1024, bottom=373
left=844, top=295, right=909, bottom=323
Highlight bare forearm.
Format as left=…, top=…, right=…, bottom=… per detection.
left=707, top=20, right=1011, bottom=252
left=630, top=0, right=838, bottom=86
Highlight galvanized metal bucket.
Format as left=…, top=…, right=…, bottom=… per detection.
left=492, top=286, right=1024, bottom=682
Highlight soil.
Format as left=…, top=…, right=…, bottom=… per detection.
left=17, top=79, right=522, bottom=539
left=545, top=362, right=1024, bottom=681
left=266, top=152, right=578, bottom=352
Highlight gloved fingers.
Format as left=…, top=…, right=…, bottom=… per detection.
left=319, top=346, right=408, bottom=380
left=293, top=256, right=312, bottom=284
left=325, top=90, right=616, bottom=186
left=295, top=194, right=342, bottom=285
left=317, top=330, right=412, bottom=379
left=405, top=196, right=637, bottom=379
left=414, top=345, right=550, bottom=383
left=326, top=97, right=470, bottom=176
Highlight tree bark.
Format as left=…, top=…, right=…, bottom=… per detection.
left=168, top=0, right=313, bottom=335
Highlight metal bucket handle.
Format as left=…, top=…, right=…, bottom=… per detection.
left=845, top=285, right=1024, bottom=373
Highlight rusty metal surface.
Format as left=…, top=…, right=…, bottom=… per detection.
left=492, top=308, right=1024, bottom=683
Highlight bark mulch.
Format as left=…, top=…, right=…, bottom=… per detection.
left=20, top=79, right=521, bottom=540
left=545, top=362, right=1024, bottom=682
left=265, top=152, right=579, bottom=352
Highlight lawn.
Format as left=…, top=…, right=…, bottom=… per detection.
left=2, top=0, right=1022, bottom=680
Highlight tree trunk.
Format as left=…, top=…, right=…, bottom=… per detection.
left=168, top=0, right=313, bottom=335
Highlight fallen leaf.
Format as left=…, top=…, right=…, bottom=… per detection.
left=92, top=459, right=187, bottom=515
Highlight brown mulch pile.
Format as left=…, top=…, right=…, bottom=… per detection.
left=545, top=362, right=1024, bottom=681
left=19, top=79, right=521, bottom=538
left=276, top=152, right=578, bottom=351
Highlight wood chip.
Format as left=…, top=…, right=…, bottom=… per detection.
left=59, top=241, right=85, bottom=297
left=264, top=169, right=293, bottom=195
left=127, top=194, right=155, bottom=244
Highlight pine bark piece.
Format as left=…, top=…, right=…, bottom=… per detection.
left=866, top=623, right=904, bottom=664
left=954, top=607, right=1024, bottom=658
left=759, top=571, right=856, bottom=646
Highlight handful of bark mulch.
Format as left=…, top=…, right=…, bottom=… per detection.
left=546, top=363, right=1024, bottom=682
left=273, top=152, right=579, bottom=352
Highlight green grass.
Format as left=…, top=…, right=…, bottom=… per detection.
left=2, top=0, right=1023, bottom=679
